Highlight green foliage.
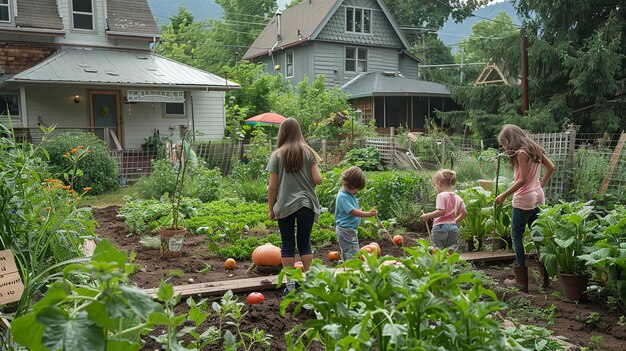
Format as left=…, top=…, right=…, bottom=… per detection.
left=119, top=197, right=199, bottom=235
left=341, top=146, right=385, bottom=171
left=578, top=205, right=626, bottom=304
left=10, top=240, right=163, bottom=351
left=217, top=235, right=281, bottom=261
left=1, top=124, right=97, bottom=316
left=532, top=201, right=599, bottom=277
left=279, top=242, right=518, bottom=350
left=134, top=159, right=177, bottom=199
left=570, top=147, right=610, bottom=201
left=504, top=324, right=563, bottom=351
left=41, top=132, right=119, bottom=195
left=457, top=187, right=496, bottom=245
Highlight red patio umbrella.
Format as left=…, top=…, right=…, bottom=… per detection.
left=244, top=112, right=286, bottom=125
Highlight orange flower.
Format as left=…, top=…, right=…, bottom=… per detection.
left=62, top=185, right=71, bottom=190
left=45, top=207, right=52, bottom=211
left=77, top=145, right=85, bottom=149
left=71, top=148, right=78, bottom=154
left=63, top=153, right=69, bottom=157
left=83, top=187, right=92, bottom=191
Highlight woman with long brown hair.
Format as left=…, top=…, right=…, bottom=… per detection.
left=495, top=124, right=555, bottom=292
left=267, top=118, right=322, bottom=284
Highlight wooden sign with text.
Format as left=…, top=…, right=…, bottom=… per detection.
left=0, top=250, right=24, bottom=305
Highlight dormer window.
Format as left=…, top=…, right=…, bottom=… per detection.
left=345, top=6, right=371, bottom=34
left=72, top=0, right=94, bottom=30
left=0, top=0, right=10, bottom=23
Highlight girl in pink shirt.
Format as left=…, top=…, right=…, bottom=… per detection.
left=495, top=124, right=555, bottom=292
left=421, top=169, right=468, bottom=252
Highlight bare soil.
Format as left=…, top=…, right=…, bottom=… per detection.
left=93, top=206, right=626, bottom=350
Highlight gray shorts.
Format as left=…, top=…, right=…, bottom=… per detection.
left=432, top=223, right=459, bottom=250
left=335, top=226, right=359, bottom=260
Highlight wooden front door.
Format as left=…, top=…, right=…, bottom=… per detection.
left=89, top=90, right=121, bottom=146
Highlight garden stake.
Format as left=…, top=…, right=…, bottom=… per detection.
left=422, top=212, right=434, bottom=247
left=492, top=153, right=502, bottom=251
left=375, top=216, right=391, bottom=240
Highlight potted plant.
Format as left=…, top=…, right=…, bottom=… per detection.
left=159, top=130, right=194, bottom=258
left=531, top=201, right=598, bottom=300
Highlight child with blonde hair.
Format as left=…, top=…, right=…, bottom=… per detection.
left=421, top=169, right=467, bottom=251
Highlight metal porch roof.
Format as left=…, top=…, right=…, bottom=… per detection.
left=341, top=72, right=450, bottom=99
left=7, top=48, right=239, bottom=90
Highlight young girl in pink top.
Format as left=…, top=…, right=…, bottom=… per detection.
left=495, top=124, right=555, bottom=292
left=421, top=169, right=468, bottom=251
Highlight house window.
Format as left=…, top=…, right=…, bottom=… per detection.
left=0, top=0, right=10, bottom=23
left=345, top=47, right=368, bottom=72
left=345, top=6, right=371, bottom=34
left=285, top=51, right=294, bottom=78
left=72, top=0, right=93, bottom=30
left=164, top=102, right=185, bottom=118
left=0, top=93, right=20, bottom=117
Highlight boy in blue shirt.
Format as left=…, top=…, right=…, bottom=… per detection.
left=334, top=166, right=378, bottom=260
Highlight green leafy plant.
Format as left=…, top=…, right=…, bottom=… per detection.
left=531, top=201, right=599, bottom=277
left=504, top=324, right=564, bottom=351
left=10, top=240, right=164, bottom=350
left=341, top=146, right=385, bottom=171
left=458, top=186, right=494, bottom=249
left=279, top=241, right=520, bottom=350
left=578, top=205, right=626, bottom=303
left=41, top=132, right=119, bottom=195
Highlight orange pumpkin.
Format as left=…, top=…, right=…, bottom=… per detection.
left=369, top=242, right=381, bottom=255
left=328, top=251, right=341, bottom=261
left=224, top=258, right=236, bottom=270
left=251, top=243, right=282, bottom=267
left=360, top=245, right=374, bottom=254
left=392, top=235, right=404, bottom=246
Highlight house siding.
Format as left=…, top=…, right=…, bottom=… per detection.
left=398, top=54, right=418, bottom=79
left=313, top=41, right=400, bottom=86
left=190, top=91, right=225, bottom=141
left=316, top=0, right=403, bottom=48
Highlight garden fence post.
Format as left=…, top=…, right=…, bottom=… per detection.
left=565, top=126, right=577, bottom=196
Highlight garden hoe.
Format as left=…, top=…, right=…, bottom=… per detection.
left=422, top=212, right=436, bottom=254
left=375, top=215, right=392, bottom=240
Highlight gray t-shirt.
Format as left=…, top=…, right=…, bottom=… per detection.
left=267, top=151, right=320, bottom=219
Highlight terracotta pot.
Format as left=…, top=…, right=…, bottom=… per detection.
left=159, top=227, right=187, bottom=258
left=558, top=273, right=588, bottom=301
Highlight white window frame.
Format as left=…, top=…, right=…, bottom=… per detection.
left=285, top=51, right=294, bottom=78
left=163, top=102, right=186, bottom=119
left=345, top=47, right=368, bottom=73
left=0, top=0, right=12, bottom=23
left=0, top=92, right=20, bottom=118
left=71, top=0, right=94, bottom=31
left=345, top=6, right=371, bottom=34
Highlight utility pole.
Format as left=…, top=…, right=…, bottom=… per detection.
left=460, top=47, right=465, bottom=84
left=521, top=30, right=529, bottom=115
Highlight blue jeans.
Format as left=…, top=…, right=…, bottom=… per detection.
left=335, top=226, right=359, bottom=260
left=511, top=207, right=539, bottom=266
left=277, top=207, right=314, bottom=257
left=432, top=223, right=460, bottom=249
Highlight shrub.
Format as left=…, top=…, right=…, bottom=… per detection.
left=134, top=159, right=177, bottom=199
left=570, top=147, right=610, bottom=201
left=41, top=132, right=119, bottom=195
left=341, top=146, right=385, bottom=171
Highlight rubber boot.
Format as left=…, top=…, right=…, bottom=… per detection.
left=538, top=262, right=549, bottom=289
left=504, top=266, right=528, bottom=292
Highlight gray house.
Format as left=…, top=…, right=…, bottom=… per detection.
left=0, top=0, right=237, bottom=150
left=243, top=0, right=456, bottom=130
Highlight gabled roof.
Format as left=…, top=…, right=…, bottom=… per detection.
left=107, top=0, right=160, bottom=37
left=15, top=0, right=63, bottom=30
left=341, top=72, right=450, bottom=99
left=6, top=48, right=238, bottom=90
left=475, top=64, right=516, bottom=85
left=243, top=0, right=411, bottom=60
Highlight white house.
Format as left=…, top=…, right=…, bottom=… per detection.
left=0, top=0, right=238, bottom=150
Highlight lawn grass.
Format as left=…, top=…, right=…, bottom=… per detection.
left=81, top=185, right=137, bottom=207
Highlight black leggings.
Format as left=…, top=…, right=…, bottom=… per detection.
left=277, top=207, right=314, bottom=257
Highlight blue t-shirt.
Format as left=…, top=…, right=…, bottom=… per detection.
left=334, top=188, right=361, bottom=229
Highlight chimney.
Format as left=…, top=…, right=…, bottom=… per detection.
left=276, top=10, right=282, bottom=41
